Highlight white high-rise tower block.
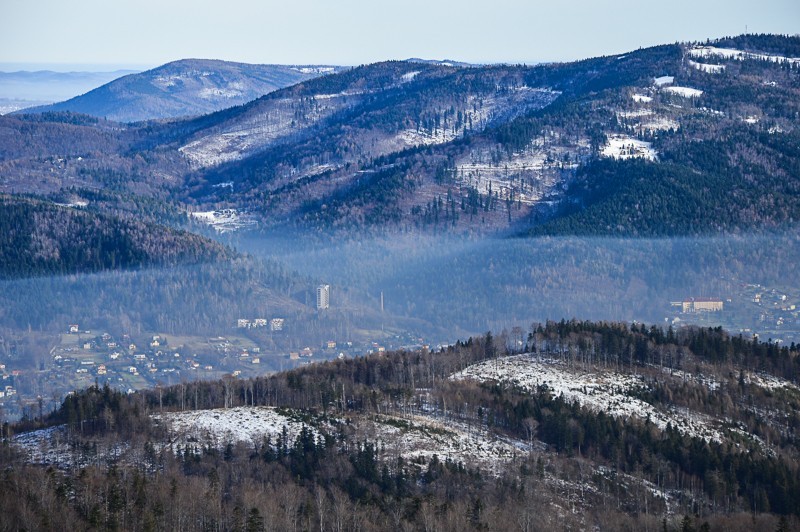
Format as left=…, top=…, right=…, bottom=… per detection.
left=316, top=284, right=330, bottom=310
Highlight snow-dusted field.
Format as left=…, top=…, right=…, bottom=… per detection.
left=180, top=130, right=262, bottom=167
left=394, top=88, right=558, bottom=152
left=638, top=117, right=680, bottom=132
left=14, top=426, right=72, bottom=464
left=698, top=107, right=725, bottom=117
left=13, top=425, right=131, bottom=468
left=190, top=208, right=257, bottom=233
left=198, top=86, right=244, bottom=99
left=654, top=76, right=674, bottom=87
left=632, top=93, right=653, bottom=103
left=451, top=355, right=750, bottom=444
left=746, top=372, right=800, bottom=392
left=154, top=405, right=531, bottom=474
left=156, top=406, right=527, bottom=475
left=12, top=408, right=320, bottom=467
left=659, top=367, right=720, bottom=391
left=689, top=46, right=800, bottom=66
left=360, top=414, right=527, bottom=475
left=601, top=135, right=657, bottom=161
left=617, top=109, right=679, bottom=133
left=617, top=109, right=654, bottom=119
left=688, top=60, right=725, bottom=74
left=662, top=86, right=703, bottom=98
left=154, top=406, right=317, bottom=447
left=396, top=128, right=459, bottom=147
left=291, top=66, right=336, bottom=75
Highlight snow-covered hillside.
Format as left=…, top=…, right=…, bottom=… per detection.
left=662, top=86, right=703, bottom=98
left=181, top=82, right=559, bottom=171
left=190, top=208, right=257, bottom=233
left=180, top=93, right=357, bottom=168
left=452, top=132, right=588, bottom=207
left=154, top=406, right=316, bottom=446
left=601, top=135, right=657, bottom=161
left=688, top=60, right=725, bottom=74
left=689, top=46, right=800, bottom=66
left=155, top=406, right=528, bottom=475
left=356, top=414, right=527, bottom=475
left=450, top=354, right=791, bottom=447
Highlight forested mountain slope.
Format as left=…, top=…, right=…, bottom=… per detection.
left=176, top=35, right=800, bottom=236
left=2, top=35, right=798, bottom=237
left=0, top=195, right=230, bottom=279
left=6, top=321, right=800, bottom=530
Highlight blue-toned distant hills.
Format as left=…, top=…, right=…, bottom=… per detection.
left=21, top=59, right=344, bottom=122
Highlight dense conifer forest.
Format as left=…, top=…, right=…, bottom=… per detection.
left=0, top=195, right=230, bottom=279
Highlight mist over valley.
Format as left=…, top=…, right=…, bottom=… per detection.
left=2, top=32, right=800, bottom=530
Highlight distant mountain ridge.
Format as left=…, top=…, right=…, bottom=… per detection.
left=0, top=69, right=138, bottom=102
left=405, top=58, right=477, bottom=68
left=3, top=35, right=799, bottom=237
left=21, top=59, right=345, bottom=122
left=0, top=69, right=138, bottom=115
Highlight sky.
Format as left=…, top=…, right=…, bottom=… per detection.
left=1, top=0, right=799, bottom=70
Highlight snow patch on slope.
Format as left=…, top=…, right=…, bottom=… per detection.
left=292, top=66, right=337, bottom=74
left=639, top=117, right=679, bottom=132
left=190, top=208, right=257, bottom=233
left=180, top=130, right=262, bottom=167
left=13, top=425, right=130, bottom=468
left=396, top=128, right=458, bottom=146
left=618, top=109, right=654, bottom=119
left=689, top=46, right=800, bottom=66
left=452, top=355, right=733, bottom=443
left=454, top=141, right=581, bottom=206
left=746, top=372, right=799, bottom=392
left=198, top=86, right=244, bottom=99
left=688, top=60, right=725, bottom=74
left=663, top=86, right=703, bottom=98
left=362, top=414, right=525, bottom=475
left=154, top=406, right=314, bottom=447
left=154, top=407, right=526, bottom=475
left=601, top=135, right=657, bottom=161
left=180, top=90, right=366, bottom=168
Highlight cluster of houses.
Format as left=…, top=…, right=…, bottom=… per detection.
left=236, top=318, right=285, bottom=331
left=0, top=362, right=18, bottom=401
left=54, top=328, right=220, bottom=386
left=667, top=284, right=800, bottom=343
left=748, top=286, right=800, bottom=331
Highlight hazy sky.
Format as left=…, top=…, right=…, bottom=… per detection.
left=2, top=0, right=798, bottom=70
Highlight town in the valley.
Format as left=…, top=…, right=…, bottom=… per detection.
left=2, top=279, right=799, bottom=423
